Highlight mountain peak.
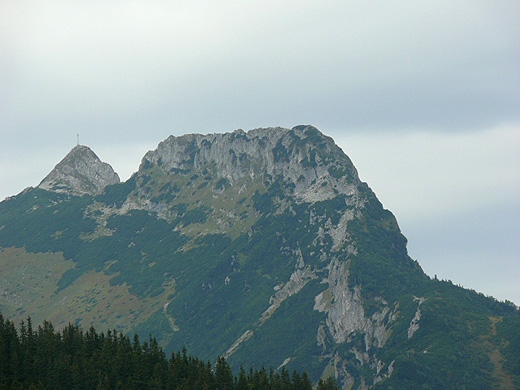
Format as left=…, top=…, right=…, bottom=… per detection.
left=38, top=144, right=120, bottom=196
left=138, top=125, right=360, bottom=207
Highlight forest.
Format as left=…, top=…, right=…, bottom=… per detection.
left=0, top=314, right=339, bottom=389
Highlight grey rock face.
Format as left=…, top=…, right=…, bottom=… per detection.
left=38, top=145, right=120, bottom=196
left=140, top=125, right=361, bottom=203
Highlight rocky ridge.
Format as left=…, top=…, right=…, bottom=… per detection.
left=138, top=126, right=359, bottom=204
left=116, top=126, right=364, bottom=240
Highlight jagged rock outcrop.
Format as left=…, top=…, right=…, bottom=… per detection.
left=38, top=145, right=120, bottom=196
left=139, top=126, right=360, bottom=205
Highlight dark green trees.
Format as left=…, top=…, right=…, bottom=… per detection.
left=316, top=377, right=340, bottom=390
left=0, top=314, right=317, bottom=390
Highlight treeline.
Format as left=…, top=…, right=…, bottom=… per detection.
left=0, top=314, right=338, bottom=389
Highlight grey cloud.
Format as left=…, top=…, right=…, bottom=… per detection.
left=2, top=0, right=519, bottom=145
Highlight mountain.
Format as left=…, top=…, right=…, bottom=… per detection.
left=0, top=125, right=518, bottom=389
left=38, top=144, right=120, bottom=195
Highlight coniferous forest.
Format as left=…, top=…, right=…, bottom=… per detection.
left=0, top=314, right=339, bottom=390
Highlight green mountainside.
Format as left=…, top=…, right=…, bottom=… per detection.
left=0, top=125, right=518, bottom=389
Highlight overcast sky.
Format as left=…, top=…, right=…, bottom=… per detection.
left=1, top=1, right=519, bottom=304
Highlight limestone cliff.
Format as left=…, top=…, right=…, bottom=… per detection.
left=139, top=126, right=359, bottom=204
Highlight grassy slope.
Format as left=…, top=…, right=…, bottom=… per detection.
left=0, top=247, right=176, bottom=334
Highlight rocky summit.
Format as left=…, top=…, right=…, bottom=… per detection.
left=38, top=144, right=120, bottom=196
left=0, top=125, right=518, bottom=389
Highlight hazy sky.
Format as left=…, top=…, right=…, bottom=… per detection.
left=1, top=1, right=519, bottom=304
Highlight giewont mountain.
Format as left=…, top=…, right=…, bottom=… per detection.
left=0, top=126, right=518, bottom=389
left=38, top=144, right=120, bottom=195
